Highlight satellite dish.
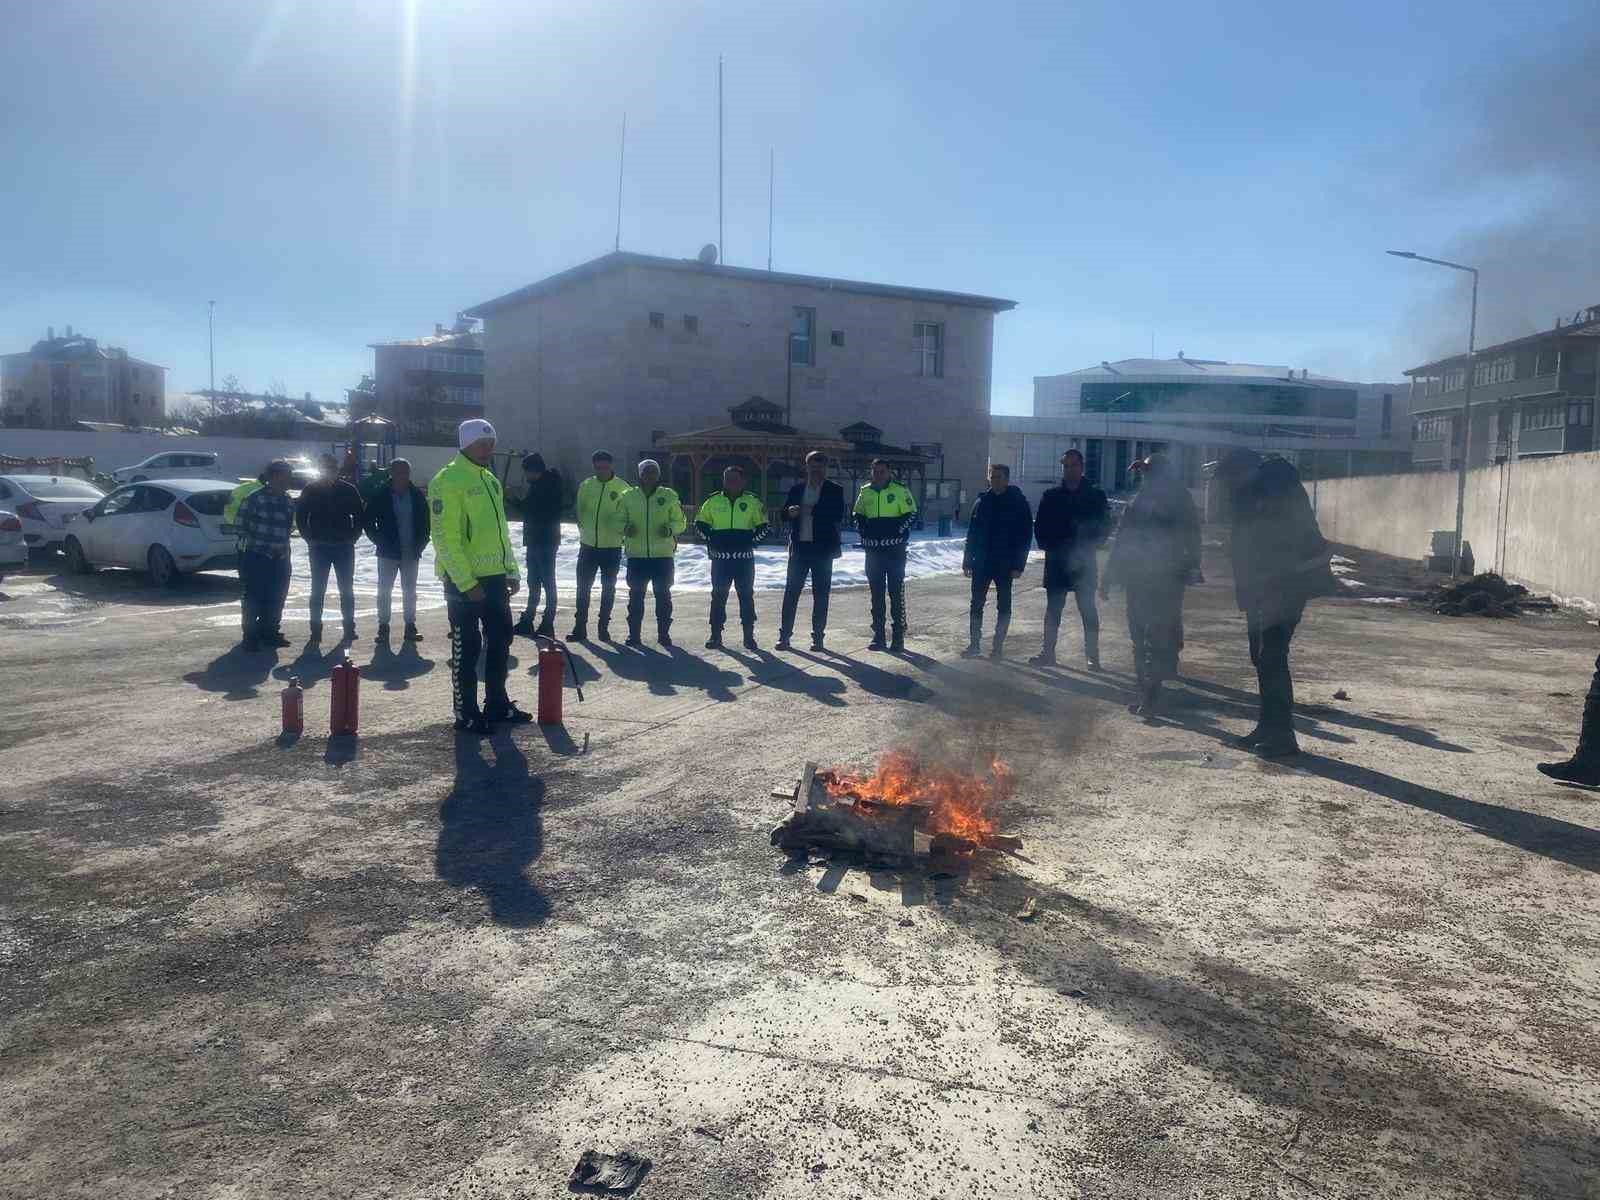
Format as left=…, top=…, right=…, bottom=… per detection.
left=697, top=243, right=719, bottom=265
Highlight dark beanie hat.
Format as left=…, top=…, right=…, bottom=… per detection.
left=523, top=452, right=546, bottom=472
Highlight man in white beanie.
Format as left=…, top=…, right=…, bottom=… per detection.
left=429, top=419, right=528, bottom=734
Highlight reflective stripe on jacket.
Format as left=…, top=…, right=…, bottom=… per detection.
left=575, top=475, right=628, bottom=549
left=853, top=481, right=918, bottom=550
left=621, top=485, right=687, bottom=558
left=694, top=491, right=769, bottom=560
left=428, top=453, right=518, bottom=591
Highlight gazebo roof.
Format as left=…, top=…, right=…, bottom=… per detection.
left=654, top=423, right=852, bottom=454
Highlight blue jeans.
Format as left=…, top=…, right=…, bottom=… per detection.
left=240, top=550, right=290, bottom=640
left=307, top=542, right=356, bottom=630
left=522, top=538, right=558, bottom=627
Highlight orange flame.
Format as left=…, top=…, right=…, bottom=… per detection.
left=822, top=750, right=1013, bottom=843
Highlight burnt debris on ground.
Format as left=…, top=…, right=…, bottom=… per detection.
left=1422, top=573, right=1558, bottom=618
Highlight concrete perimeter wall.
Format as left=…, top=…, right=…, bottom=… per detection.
left=1313, top=451, right=1600, bottom=607
left=0, top=429, right=461, bottom=486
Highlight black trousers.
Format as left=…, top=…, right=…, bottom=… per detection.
left=626, top=556, right=675, bottom=637
left=1043, top=558, right=1099, bottom=655
left=573, top=545, right=621, bottom=630
left=969, top=570, right=1014, bottom=621
left=1246, top=600, right=1304, bottom=736
left=239, top=550, right=290, bottom=640
left=865, top=548, right=908, bottom=637
left=710, top=558, right=757, bottom=632
left=1127, top=580, right=1185, bottom=685
left=780, top=549, right=833, bottom=638
left=446, top=574, right=514, bottom=721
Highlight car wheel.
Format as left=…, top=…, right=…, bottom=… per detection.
left=64, top=536, right=94, bottom=574
left=148, top=544, right=181, bottom=588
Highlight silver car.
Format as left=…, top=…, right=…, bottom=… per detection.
left=108, top=450, right=224, bottom=486
left=0, top=474, right=106, bottom=552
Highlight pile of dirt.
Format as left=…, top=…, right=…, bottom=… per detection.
left=1423, top=573, right=1557, bottom=618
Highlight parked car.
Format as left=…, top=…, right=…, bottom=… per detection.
left=108, top=451, right=224, bottom=485
left=61, top=479, right=239, bottom=586
left=0, top=474, right=105, bottom=552
left=0, top=511, right=26, bottom=584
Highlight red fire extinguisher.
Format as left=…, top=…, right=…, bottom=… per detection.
left=281, top=675, right=304, bottom=736
left=536, top=637, right=582, bottom=725
left=330, top=655, right=360, bottom=735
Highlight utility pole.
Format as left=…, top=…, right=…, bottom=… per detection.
left=717, top=56, right=724, bottom=262
left=767, top=147, right=774, bottom=271
left=208, top=299, right=216, bottom=422
left=614, top=113, right=626, bottom=253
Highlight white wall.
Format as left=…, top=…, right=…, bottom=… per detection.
left=0, top=429, right=461, bottom=485
left=1313, top=451, right=1600, bottom=606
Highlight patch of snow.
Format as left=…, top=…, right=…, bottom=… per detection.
left=1359, top=597, right=1408, bottom=605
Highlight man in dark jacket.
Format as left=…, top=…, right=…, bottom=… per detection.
left=295, top=452, right=366, bottom=642
left=853, top=458, right=920, bottom=652
left=362, top=457, right=430, bottom=644
left=514, top=452, right=564, bottom=639
left=962, top=463, right=1033, bottom=659
left=777, top=450, right=846, bottom=652
left=1213, top=449, right=1333, bottom=757
left=1102, top=455, right=1201, bottom=717
left=1031, top=448, right=1110, bottom=669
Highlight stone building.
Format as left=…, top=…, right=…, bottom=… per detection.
left=462, top=251, right=1014, bottom=508
left=360, top=318, right=484, bottom=441
left=1, top=327, right=166, bottom=428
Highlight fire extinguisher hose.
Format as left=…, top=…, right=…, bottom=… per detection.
left=537, top=636, right=584, bottom=703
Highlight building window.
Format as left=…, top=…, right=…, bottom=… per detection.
left=1443, top=368, right=1466, bottom=393
left=1568, top=401, right=1593, bottom=427
left=1536, top=346, right=1561, bottom=376
left=1474, top=357, right=1515, bottom=386
left=649, top=311, right=664, bottom=329
left=1381, top=393, right=1393, bottom=435
left=683, top=314, right=698, bottom=333
left=914, top=322, right=943, bottom=378
left=1414, top=414, right=1453, bottom=442
left=1521, top=404, right=1565, bottom=432
left=790, top=307, right=814, bottom=365
left=831, top=330, right=845, bottom=347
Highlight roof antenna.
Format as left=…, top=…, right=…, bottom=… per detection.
left=613, top=112, right=626, bottom=253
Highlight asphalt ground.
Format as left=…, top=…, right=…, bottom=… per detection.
left=1, top=540, right=1597, bottom=1199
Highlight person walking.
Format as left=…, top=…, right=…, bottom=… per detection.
left=777, top=450, right=846, bottom=652
left=513, top=452, right=563, bottom=640
left=294, top=452, right=366, bottom=643
left=234, top=460, right=295, bottom=652
left=1212, top=448, right=1334, bottom=758
left=1031, top=448, right=1111, bottom=669
left=853, top=458, right=919, bottom=652
left=620, top=459, right=687, bottom=648
left=363, top=457, right=430, bottom=645
left=962, top=464, right=1033, bottom=659
left=1101, top=454, right=1201, bottom=717
left=570, top=450, right=627, bottom=642
left=696, top=465, right=769, bottom=650
left=431, top=419, right=529, bottom=735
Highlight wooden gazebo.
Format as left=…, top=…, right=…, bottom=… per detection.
left=832, top=421, right=938, bottom=512
left=655, top=398, right=852, bottom=511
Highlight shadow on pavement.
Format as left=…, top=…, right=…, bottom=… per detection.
left=579, top=641, right=743, bottom=701
left=183, top=643, right=277, bottom=700
left=1177, top=675, right=1474, bottom=753
left=725, top=646, right=848, bottom=708
left=45, top=569, right=243, bottom=608
left=793, top=649, right=935, bottom=703
left=539, top=724, right=589, bottom=756
left=435, top=731, right=549, bottom=927
left=361, top=642, right=436, bottom=691
left=271, top=641, right=344, bottom=688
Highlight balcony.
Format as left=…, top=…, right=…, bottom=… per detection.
left=1516, top=426, right=1567, bottom=456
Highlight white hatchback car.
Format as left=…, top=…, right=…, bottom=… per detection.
left=0, top=510, right=27, bottom=584
left=0, top=474, right=106, bottom=551
left=108, top=450, right=224, bottom=485
left=62, top=479, right=239, bottom=586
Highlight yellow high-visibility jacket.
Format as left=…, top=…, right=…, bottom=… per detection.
left=853, top=481, right=918, bottom=550
left=694, top=490, right=770, bottom=560
left=621, top=485, right=687, bottom=559
left=575, top=475, right=629, bottom=549
left=222, top=479, right=263, bottom=534
left=428, top=453, right=518, bottom=592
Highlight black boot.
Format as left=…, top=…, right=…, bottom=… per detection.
left=569, top=621, right=588, bottom=642
left=742, top=625, right=758, bottom=651
left=706, top=629, right=724, bottom=649
left=812, top=632, right=826, bottom=652
left=1538, top=695, right=1600, bottom=784
left=624, top=622, right=643, bottom=648
left=775, top=629, right=794, bottom=651
left=867, top=628, right=887, bottom=651
left=513, top=613, right=536, bottom=637
left=404, top=623, right=422, bottom=642
left=536, top=617, right=556, bottom=640
left=658, top=626, right=673, bottom=648
left=889, top=629, right=903, bottom=653
left=990, top=615, right=1010, bottom=660
left=375, top=623, right=390, bottom=644
left=961, top=614, right=983, bottom=658
left=1085, top=629, right=1101, bottom=671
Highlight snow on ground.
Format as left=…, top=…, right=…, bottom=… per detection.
left=275, top=524, right=983, bottom=620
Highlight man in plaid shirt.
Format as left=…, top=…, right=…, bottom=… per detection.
left=236, top=460, right=295, bottom=651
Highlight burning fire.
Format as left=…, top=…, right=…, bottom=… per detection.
left=821, top=750, right=1014, bottom=843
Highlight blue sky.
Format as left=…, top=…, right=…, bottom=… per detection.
left=3, top=0, right=1594, bottom=414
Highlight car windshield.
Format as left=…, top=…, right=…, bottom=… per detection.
left=17, top=478, right=104, bottom=500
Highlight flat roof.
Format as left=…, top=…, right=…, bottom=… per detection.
left=464, top=251, right=1017, bottom=318
left=1405, top=316, right=1600, bottom=376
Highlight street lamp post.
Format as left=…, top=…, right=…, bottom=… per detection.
left=1388, top=250, right=1479, bottom=578
left=207, top=299, right=216, bottom=423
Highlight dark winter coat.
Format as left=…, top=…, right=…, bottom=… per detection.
left=963, top=485, right=1034, bottom=576
left=1226, top=456, right=1334, bottom=624
left=782, top=479, right=846, bottom=558
left=362, top=483, right=431, bottom=560
left=1034, top=480, right=1110, bottom=590
left=294, top=478, right=365, bottom=545
left=522, top=468, right=564, bottom=547
left=1105, top=476, right=1200, bottom=592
